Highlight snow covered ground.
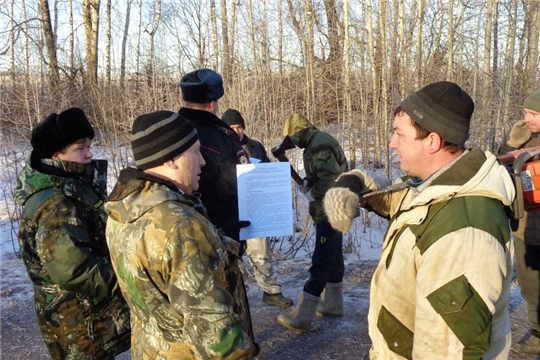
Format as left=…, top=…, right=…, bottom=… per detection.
left=0, top=143, right=537, bottom=359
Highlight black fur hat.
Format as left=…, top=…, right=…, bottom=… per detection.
left=31, top=107, right=94, bottom=159
left=180, top=68, right=224, bottom=103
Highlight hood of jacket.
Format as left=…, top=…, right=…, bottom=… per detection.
left=15, top=152, right=107, bottom=206
left=282, top=113, right=318, bottom=148
left=403, top=148, right=515, bottom=210
left=105, top=167, right=204, bottom=224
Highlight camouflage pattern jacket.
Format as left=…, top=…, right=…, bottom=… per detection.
left=284, top=115, right=348, bottom=224
left=15, top=153, right=130, bottom=360
left=104, top=167, right=260, bottom=360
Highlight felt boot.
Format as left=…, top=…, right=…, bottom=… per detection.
left=316, top=282, right=343, bottom=317
left=263, top=292, right=293, bottom=308
left=514, top=330, right=540, bottom=355
left=277, top=292, right=319, bottom=332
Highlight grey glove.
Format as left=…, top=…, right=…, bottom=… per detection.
left=296, top=179, right=314, bottom=202
left=507, top=120, right=532, bottom=148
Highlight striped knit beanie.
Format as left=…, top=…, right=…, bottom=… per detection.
left=131, top=111, right=198, bottom=170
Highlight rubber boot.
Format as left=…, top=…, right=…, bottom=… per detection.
left=316, top=282, right=343, bottom=317
left=263, top=292, right=293, bottom=308
left=514, top=330, right=540, bottom=355
left=277, top=292, right=319, bottom=332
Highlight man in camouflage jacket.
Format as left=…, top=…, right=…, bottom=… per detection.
left=277, top=113, right=349, bottom=332
left=15, top=108, right=130, bottom=360
left=497, top=89, right=540, bottom=354
left=105, top=111, right=261, bottom=359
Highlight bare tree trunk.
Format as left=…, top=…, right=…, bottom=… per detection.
left=146, top=0, right=161, bottom=85
left=9, top=0, right=16, bottom=84
left=83, top=0, right=101, bottom=86
left=343, top=0, right=354, bottom=169
left=366, top=0, right=379, bottom=162
left=37, top=0, right=60, bottom=87
left=414, top=0, right=424, bottom=88
left=105, top=0, right=111, bottom=85
left=481, top=0, right=494, bottom=149
left=378, top=0, right=390, bottom=175
left=446, top=0, right=454, bottom=80
left=305, top=0, right=315, bottom=120
left=523, top=1, right=540, bottom=93
left=120, top=0, right=133, bottom=89
left=135, top=0, right=143, bottom=88
left=500, top=0, right=518, bottom=140
left=210, top=0, right=219, bottom=71
left=247, top=0, right=258, bottom=73
left=220, top=0, right=231, bottom=79
left=278, top=0, right=283, bottom=75
left=68, top=0, right=76, bottom=80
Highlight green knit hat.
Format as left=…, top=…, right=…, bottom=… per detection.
left=400, top=81, right=474, bottom=146
left=523, top=90, right=540, bottom=112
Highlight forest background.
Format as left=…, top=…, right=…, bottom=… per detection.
left=0, top=0, right=539, bottom=256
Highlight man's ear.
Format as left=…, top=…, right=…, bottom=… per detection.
left=163, top=159, right=177, bottom=169
left=427, top=132, right=443, bottom=153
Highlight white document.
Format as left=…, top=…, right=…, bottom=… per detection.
left=237, top=162, right=294, bottom=240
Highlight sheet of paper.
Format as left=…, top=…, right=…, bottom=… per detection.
left=237, top=162, right=293, bottom=240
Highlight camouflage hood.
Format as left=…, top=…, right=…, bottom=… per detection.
left=105, top=167, right=203, bottom=224
left=15, top=153, right=107, bottom=206
left=282, top=113, right=318, bottom=148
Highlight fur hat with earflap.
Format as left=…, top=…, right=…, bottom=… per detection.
left=31, top=107, right=95, bottom=159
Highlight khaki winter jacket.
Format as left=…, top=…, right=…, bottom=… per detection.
left=366, top=149, right=515, bottom=359
left=104, top=167, right=260, bottom=360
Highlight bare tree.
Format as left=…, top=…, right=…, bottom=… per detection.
left=37, top=0, right=60, bottom=87
left=119, top=0, right=133, bottom=89
left=83, top=0, right=101, bottom=86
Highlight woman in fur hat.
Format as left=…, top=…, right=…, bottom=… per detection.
left=15, top=107, right=131, bottom=359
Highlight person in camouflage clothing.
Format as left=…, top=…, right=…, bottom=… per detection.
left=104, top=110, right=261, bottom=359
left=15, top=107, right=131, bottom=360
left=497, top=89, right=540, bottom=355
left=277, top=113, right=348, bottom=332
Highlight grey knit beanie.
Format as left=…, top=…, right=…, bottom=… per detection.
left=131, top=111, right=198, bottom=170
left=524, top=89, right=540, bottom=112
left=400, top=81, right=474, bottom=145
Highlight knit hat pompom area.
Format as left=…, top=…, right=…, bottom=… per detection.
left=221, top=108, right=246, bottom=128
left=400, top=81, right=474, bottom=146
left=31, top=107, right=94, bottom=159
left=131, top=111, right=198, bottom=170
left=180, top=68, right=224, bottom=104
left=523, top=89, right=540, bottom=113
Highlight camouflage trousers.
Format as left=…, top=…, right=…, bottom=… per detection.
left=242, top=237, right=282, bottom=294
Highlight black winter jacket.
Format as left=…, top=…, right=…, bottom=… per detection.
left=179, top=107, right=243, bottom=231
left=241, top=135, right=270, bottom=163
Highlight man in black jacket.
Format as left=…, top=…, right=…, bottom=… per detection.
left=222, top=108, right=293, bottom=308
left=178, top=69, right=248, bottom=240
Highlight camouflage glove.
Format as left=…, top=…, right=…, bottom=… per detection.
left=507, top=120, right=532, bottom=148
left=324, top=171, right=365, bottom=233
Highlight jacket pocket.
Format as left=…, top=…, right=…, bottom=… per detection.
left=426, top=274, right=492, bottom=358
left=377, top=305, right=413, bottom=359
